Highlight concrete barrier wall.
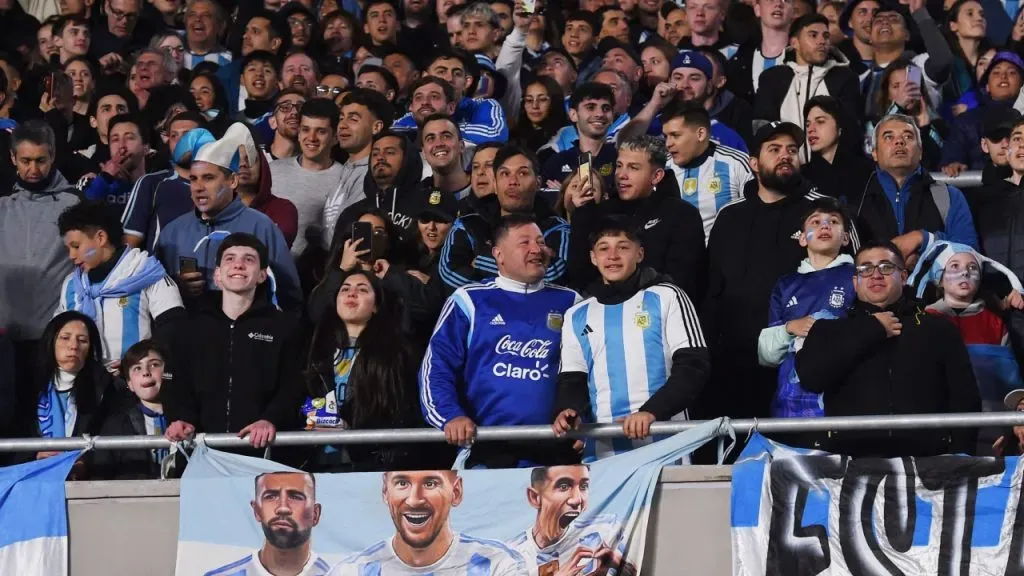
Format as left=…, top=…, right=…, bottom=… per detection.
left=65, top=466, right=734, bottom=576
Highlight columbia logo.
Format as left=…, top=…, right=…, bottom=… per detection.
left=248, top=332, right=274, bottom=342
left=785, top=296, right=798, bottom=308
left=490, top=314, right=506, bottom=326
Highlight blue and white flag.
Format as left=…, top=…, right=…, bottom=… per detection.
left=731, top=433, right=1024, bottom=575
left=0, top=451, right=80, bottom=575
left=175, top=420, right=726, bottom=575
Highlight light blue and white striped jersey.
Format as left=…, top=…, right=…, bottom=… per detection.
left=751, top=48, right=783, bottom=93
left=184, top=49, right=233, bottom=70
left=506, top=514, right=622, bottom=574
left=667, top=142, right=753, bottom=242
left=327, top=533, right=525, bottom=575
left=56, top=249, right=183, bottom=364
left=205, top=551, right=330, bottom=576
left=560, top=283, right=706, bottom=461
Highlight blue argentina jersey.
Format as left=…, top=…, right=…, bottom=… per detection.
left=328, top=534, right=525, bottom=575
left=764, top=257, right=855, bottom=418
left=539, top=113, right=630, bottom=155
left=421, top=277, right=580, bottom=429
left=122, top=169, right=193, bottom=251
left=205, top=551, right=330, bottom=576
left=506, top=514, right=622, bottom=575
left=560, top=283, right=706, bottom=460
left=668, top=142, right=753, bottom=242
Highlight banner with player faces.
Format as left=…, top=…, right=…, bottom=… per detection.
left=174, top=419, right=726, bottom=576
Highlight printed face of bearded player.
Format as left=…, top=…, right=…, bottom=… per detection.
left=494, top=336, right=553, bottom=380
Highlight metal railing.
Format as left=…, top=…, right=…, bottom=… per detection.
left=5, top=412, right=1024, bottom=453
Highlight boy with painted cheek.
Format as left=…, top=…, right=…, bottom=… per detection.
left=758, top=197, right=857, bottom=421
left=914, top=238, right=1024, bottom=454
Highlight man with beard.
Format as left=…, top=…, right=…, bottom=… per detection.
left=265, top=89, right=306, bottom=161
left=700, top=121, right=859, bottom=428
left=849, top=114, right=977, bottom=265
left=279, top=51, right=320, bottom=99
left=81, top=114, right=149, bottom=220
left=620, top=52, right=746, bottom=152
left=392, top=52, right=508, bottom=144
left=329, top=471, right=524, bottom=575
left=124, top=112, right=210, bottom=250
left=206, top=472, right=328, bottom=576
left=507, top=465, right=635, bottom=576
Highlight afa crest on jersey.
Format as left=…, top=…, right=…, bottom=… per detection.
left=829, top=287, right=846, bottom=308
left=708, top=177, right=721, bottom=194
left=547, top=312, right=563, bottom=331
left=634, top=311, right=651, bottom=329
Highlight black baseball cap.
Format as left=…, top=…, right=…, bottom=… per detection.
left=417, top=188, right=459, bottom=223
left=982, top=106, right=1021, bottom=141
left=752, top=121, right=805, bottom=154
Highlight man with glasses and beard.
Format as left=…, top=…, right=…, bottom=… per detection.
left=205, top=472, right=329, bottom=576
left=699, top=121, right=860, bottom=435
left=329, top=470, right=524, bottom=575
left=507, top=465, right=636, bottom=576
left=265, top=89, right=306, bottom=161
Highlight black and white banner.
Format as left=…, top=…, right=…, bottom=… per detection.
left=732, top=433, right=1024, bottom=575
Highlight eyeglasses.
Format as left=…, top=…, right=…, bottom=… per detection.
left=288, top=16, right=313, bottom=28
left=108, top=4, right=139, bottom=22
left=855, top=262, right=903, bottom=277
left=275, top=101, right=304, bottom=114
left=163, top=45, right=185, bottom=54
left=315, top=85, right=344, bottom=96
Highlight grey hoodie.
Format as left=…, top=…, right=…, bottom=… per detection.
left=0, top=171, right=81, bottom=340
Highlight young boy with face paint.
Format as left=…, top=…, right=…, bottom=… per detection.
left=757, top=197, right=856, bottom=422
left=911, top=236, right=1024, bottom=454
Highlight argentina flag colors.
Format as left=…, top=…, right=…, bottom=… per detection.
left=175, top=419, right=727, bottom=576
left=732, top=433, right=1024, bottom=575
left=0, top=451, right=80, bottom=576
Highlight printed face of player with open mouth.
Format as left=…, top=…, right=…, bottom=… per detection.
left=383, top=470, right=463, bottom=565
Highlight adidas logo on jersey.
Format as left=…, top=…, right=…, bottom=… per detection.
left=786, top=296, right=799, bottom=308
left=490, top=314, right=506, bottom=326
left=561, top=164, right=572, bottom=173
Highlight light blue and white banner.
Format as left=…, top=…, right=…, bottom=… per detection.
left=731, top=432, right=1024, bottom=575
left=0, top=450, right=80, bottom=576
left=175, top=420, right=726, bottom=575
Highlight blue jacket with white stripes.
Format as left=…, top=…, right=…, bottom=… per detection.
left=392, top=96, right=508, bottom=144
left=437, top=194, right=571, bottom=292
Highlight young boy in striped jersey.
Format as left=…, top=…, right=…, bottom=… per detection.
left=757, top=196, right=855, bottom=420
left=553, top=218, right=709, bottom=461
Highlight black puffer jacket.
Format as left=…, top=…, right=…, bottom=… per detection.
left=797, top=296, right=981, bottom=457
left=972, top=177, right=1024, bottom=282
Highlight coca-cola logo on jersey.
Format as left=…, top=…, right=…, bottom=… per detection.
left=494, top=336, right=552, bottom=359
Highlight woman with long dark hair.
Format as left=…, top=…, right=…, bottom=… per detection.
left=34, top=312, right=118, bottom=470
left=511, top=77, right=568, bottom=152
left=303, top=271, right=452, bottom=471
left=188, top=68, right=230, bottom=135
left=943, top=0, right=991, bottom=117
left=871, top=57, right=947, bottom=171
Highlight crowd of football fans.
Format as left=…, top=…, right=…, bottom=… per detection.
left=3, top=0, right=1024, bottom=478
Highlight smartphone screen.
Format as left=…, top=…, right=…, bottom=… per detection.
left=179, top=256, right=198, bottom=274
left=351, top=222, right=374, bottom=262
left=578, top=152, right=593, bottom=189
left=906, top=65, right=922, bottom=87
left=44, top=73, right=55, bottom=102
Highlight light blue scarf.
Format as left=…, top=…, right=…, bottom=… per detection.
left=68, top=249, right=169, bottom=321
left=37, top=382, right=76, bottom=439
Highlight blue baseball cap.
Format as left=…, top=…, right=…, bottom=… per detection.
left=671, top=50, right=713, bottom=80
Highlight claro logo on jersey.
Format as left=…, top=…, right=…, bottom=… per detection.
left=493, top=336, right=552, bottom=381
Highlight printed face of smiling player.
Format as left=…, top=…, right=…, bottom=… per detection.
left=528, top=466, right=590, bottom=549
left=383, top=470, right=463, bottom=566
